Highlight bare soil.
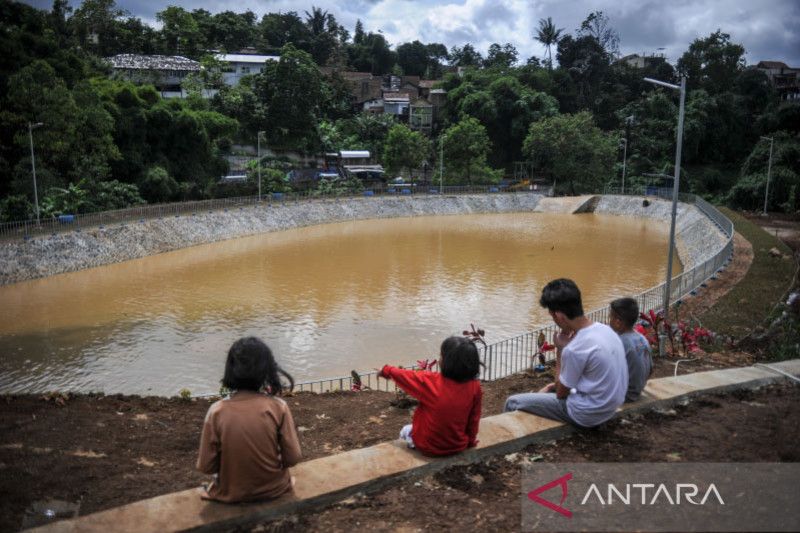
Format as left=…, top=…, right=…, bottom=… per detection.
left=247, top=382, right=800, bottom=533
left=743, top=212, right=800, bottom=253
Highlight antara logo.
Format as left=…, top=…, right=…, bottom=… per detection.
left=528, top=473, right=573, bottom=518
left=528, top=474, right=725, bottom=518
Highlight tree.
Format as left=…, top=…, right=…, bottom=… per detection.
left=255, top=44, right=326, bottom=150
left=382, top=124, right=430, bottom=178
left=4, top=61, right=118, bottom=197
left=523, top=111, right=616, bottom=194
left=211, top=10, right=257, bottom=52
left=449, top=44, right=483, bottom=68
left=156, top=6, right=204, bottom=57
left=535, top=17, right=563, bottom=69
left=556, top=34, right=610, bottom=111
left=444, top=70, right=558, bottom=168
left=140, top=165, right=178, bottom=202
left=353, top=19, right=365, bottom=44
left=348, top=32, right=396, bottom=74
left=397, top=40, right=432, bottom=77
left=69, top=0, right=127, bottom=55
left=258, top=11, right=309, bottom=54
left=441, top=117, right=497, bottom=184
left=484, top=43, right=518, bottom=69
left=615, top=91, right=678, bottom=179
left=577, top=11, right=619, bottom=58
left=304, top=7, right=346, bottom=65
left=677, top=31, right=745, bottom=95
left=729, top=131, right=800, bottom=211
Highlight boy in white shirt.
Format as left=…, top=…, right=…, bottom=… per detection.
left=504, top=279, right=628, bottom=428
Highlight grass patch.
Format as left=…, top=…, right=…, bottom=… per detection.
left=697, top=208, right=796, bottom=338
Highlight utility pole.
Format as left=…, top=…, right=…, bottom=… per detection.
left=28, top=122, right=44, bottom=224
left=439, top=135, right=444, bottom=194
left=761, top=136, right=774, bottom=215
left=257, top=131, right=265, bottom=201
left=644, top=76, right=686, bottom=348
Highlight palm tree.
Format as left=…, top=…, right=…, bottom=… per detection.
left=536, top=17, right=564, bottom=69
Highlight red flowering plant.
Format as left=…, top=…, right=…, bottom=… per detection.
left=636, top=305, right=716, bottom=357
left=676, top=322, right=715, bottom=356
left=638, top=309, right=665, bottom=353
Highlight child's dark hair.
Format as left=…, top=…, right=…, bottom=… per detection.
left=439, top=336, right=481, bottom=383
left=539, top=278, right=584, bottom=319
left=222, top=337, right=294, bottom=394
left=610, top=297, right=639, bottom=329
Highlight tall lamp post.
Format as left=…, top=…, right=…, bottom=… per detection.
left=619, top=138, right=627, bottom=194
left=257, top=130, right=265, bottom=201
left=760, top=135, right=774, bottom=215
left=644, top=76, right=686, bottom=337
left=28, top=122, right=44, bottom=224
left=621, top=115, right=634, bottom=194
left=439, top=134, right=444, bottom=194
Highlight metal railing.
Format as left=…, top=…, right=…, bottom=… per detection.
left=293, top=189, right=734, bottom=393
left=0, top=184, right=552, bottom=242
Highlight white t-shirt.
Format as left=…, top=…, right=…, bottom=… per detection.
left=559, top=322, right=628, bottom=427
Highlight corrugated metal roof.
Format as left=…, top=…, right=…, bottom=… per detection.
left=215, top=54, right=280, bottom=63
left=383, top=94, right=410, bottom=102
left=107, top=54, right=200, bottom=71
left=758, top=61, right=790, bottom=69
left=340, top=150, right=371, bottom=159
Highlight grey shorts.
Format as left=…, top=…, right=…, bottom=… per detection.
left=504, top=392, right=588, bottom=428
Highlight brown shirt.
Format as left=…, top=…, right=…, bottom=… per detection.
left=197, top=391, right=302, bottom=503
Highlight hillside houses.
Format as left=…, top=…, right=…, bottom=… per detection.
left=320, top=68, right=444, bottom=134
left=756, top=61, right=800, bottom=101
left=106, top=54, right=205, bottom=98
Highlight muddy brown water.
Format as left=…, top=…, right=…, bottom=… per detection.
left=0, top=213, right=679, bottom=395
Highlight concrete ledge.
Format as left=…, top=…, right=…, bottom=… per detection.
left=26, top=360, right=800, bottom=533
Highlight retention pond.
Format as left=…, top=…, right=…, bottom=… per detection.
left=0, top=212, right=679, bottom=395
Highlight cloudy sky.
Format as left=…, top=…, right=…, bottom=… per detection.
left=22, top=0, right=800, bottom=66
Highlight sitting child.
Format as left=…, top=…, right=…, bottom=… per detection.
left=609, top=298, right=653, bottom=402
left=379, top=336, right=482, bottom=456
left=197, top=337, right=301, bottom=503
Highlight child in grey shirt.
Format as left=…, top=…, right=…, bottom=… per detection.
left=610, top=298, right=653, bottom=402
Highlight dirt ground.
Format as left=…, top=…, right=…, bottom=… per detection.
left=0, top=212, right=796, bottom=532
left=0, top=352, right=762, bottom=532
left=744, top=212, right=800, bottom=253
left=250, top=382, right=800, bottom=533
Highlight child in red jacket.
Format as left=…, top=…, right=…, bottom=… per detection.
left=379, top=336, right=482, bottom=456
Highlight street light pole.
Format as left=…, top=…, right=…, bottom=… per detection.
left=28, top=122, right=44, bottom=225
left=621, top=115, right=633, bottom=194
left=761, top=136, right=774, bottom=215
left=257, top=131, right=265, bottom=202
left=644, top=76, right=686, bottom=335
left=620, top=138, right=627, bottom=194
left=439, top=135, right=444, bottom=194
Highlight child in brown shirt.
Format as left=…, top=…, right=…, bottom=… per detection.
left=197, top=337, right=302, bottom=503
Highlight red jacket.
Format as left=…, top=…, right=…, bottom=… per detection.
left=380, top=365, right=482, bottom=456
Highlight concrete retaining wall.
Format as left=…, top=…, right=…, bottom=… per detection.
left=591, top=195, right=729, bottom=271
left=0, top=193, right=728, bottom=286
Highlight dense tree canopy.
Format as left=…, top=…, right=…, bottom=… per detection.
left=0, top=1, right=798, bottom=219
left=523, top=111, right=616, bottom=194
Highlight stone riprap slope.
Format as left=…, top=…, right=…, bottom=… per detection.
left=0, top=194, right=728, bottom=285
left=592, top=195, right=730, bottom=269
